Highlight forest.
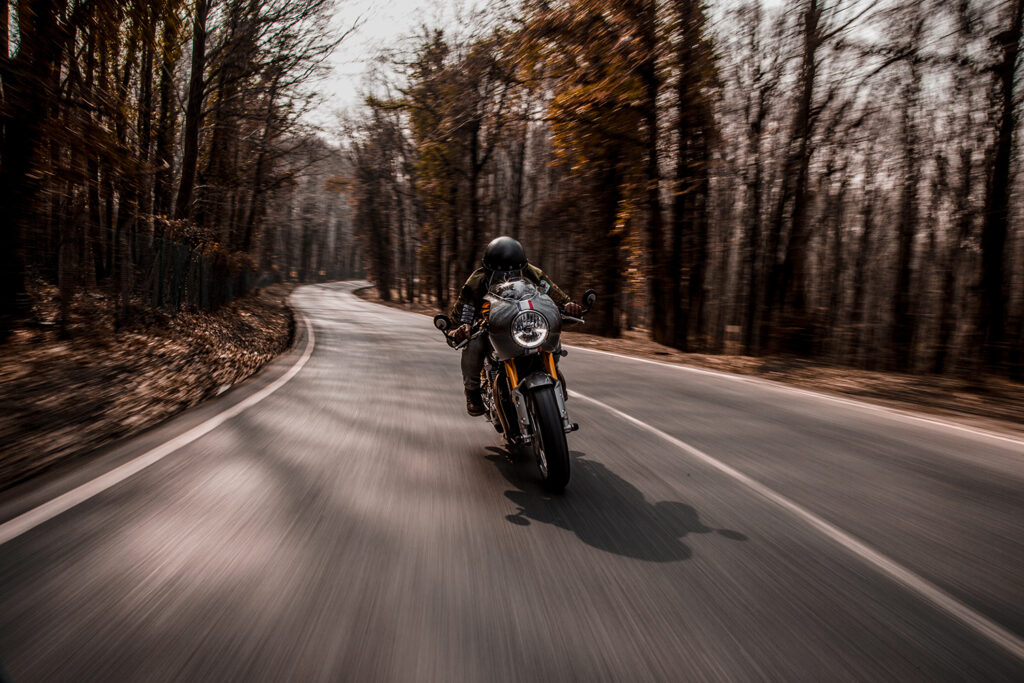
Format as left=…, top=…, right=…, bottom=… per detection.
left=0, top=0, right=358, bottom=337
left=2, top=0, right=1023, bottom=380
left=344, top=0, right=1024, bottom=379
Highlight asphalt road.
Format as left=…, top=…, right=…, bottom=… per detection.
left=1, top=281, right=1022, bottom=681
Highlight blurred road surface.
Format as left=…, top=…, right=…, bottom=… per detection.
left=1, top=281, right=1022, bottom=681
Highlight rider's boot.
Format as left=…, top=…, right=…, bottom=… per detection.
left=465, top=388, right=485, bottom=416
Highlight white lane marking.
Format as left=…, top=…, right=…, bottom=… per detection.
left=570, top=389, right=1024, bottom=662
left=0, top=311, right=317, bottom=546
left=566, top=345, right=1024, bottom=448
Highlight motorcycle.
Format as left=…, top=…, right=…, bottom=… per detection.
left=435, top=282, right=597, bottom=493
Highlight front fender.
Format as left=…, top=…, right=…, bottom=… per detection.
left=518, top=373, right=555, bottom=392
left=508, top=373, right=555, bottom=440
left=515, top=373, right=572, bottom=434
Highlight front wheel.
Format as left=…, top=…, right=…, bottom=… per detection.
left=528, top=386, right=570, bottom=492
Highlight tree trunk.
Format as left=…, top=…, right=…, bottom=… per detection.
left=154, top=11, right=181, bottom=218
left=669, top=0, right=714, bottom=352
left=825, top=177, right=847, bottom=359
left=135, top=22, right=156, bottom=285
left=978, top=0, right=1024, bottom=370
left=175, top=0, right=211, bottom=220
left=197, top=57, right=234, bottom=233
left=741, top=148, right=763, bottom=355
left=764, top=0, right=820, bottom=356
left=596, top=156, right=623, bottom=337
left=0, top=0, right=68, bottom=338
left=934, top=147, right=973, bottom=374
left=465, top=119, right=482, bottom=277
left=742, top=77, right=769, bottom=355
left=640, top=0, right=668, bottom=346
left=780, top=0, right=820, bottom=354
left=241, top=73, right=282, bottom=252
left=891, top=72, right=920, bottom=370
left=850, top=188, right=875, bottom=367
left=434, top=229, right=445, bottom=307
left=510, top=133, right=526, bottom=241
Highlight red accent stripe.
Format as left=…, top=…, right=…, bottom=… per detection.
left=528, top=300, right=534, bottom=310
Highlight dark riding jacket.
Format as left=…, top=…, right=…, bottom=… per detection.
left=450, top=265, right=571, bottom=325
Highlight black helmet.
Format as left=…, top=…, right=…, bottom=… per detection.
left=482, top=236, right=527, bottom=272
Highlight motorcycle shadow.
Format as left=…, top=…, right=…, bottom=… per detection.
left=485, top=447, right=747, bottom=562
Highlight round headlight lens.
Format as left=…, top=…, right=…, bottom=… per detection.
left=511, top=310, right=549, bottom=348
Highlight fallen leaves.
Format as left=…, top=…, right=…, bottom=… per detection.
left=0, top=284, right=296, bottom=491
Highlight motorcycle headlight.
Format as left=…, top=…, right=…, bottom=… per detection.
left=511, top=310, right=549, bottom=348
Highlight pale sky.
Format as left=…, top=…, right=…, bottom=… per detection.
left=310, top=0, right=488, bottom=127
left=309, top=0, right=794, bottom=128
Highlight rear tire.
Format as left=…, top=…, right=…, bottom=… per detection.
left=528, top=386, right=570, bottom=492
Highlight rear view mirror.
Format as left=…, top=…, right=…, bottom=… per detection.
left=582, top=290, right=597, bottom=308
left=433, top=314, right=451, bottom=331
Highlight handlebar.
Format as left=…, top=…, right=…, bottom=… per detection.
left=434, top=288, right=596, bottom=347
left=447, top=320, right=487, bottom=350
left=562, top=289, right=597, bottom=325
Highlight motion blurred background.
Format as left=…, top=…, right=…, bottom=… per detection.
left=1, top=0, right=1022, bottom=376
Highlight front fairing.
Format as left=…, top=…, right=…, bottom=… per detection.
left=485, top=279, right=562, bottom=361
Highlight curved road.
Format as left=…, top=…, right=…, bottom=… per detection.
left=1, top=282, right=1022, bottom=681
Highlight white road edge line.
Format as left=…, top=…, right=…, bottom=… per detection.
left=569, top=389, right=1024, bottom=663
left=0, top=310, right=317, bottom=547
left=566, top=345, right=1024, bottom=447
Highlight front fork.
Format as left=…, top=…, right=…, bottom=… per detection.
left=507, top=352, right=578, bottom=445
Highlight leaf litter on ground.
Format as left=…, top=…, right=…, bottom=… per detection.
left=0, top=283, right=296, bottom=491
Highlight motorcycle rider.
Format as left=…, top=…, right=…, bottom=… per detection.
left=451, top=236, right=583, bottom=416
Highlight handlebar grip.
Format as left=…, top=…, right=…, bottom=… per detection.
left=445, top=322, right=486, bottom=350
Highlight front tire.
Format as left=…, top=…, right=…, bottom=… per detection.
left=528, top=386, right=570, bottom=492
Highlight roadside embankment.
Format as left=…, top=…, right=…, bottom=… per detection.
left=0, top=283, right=296, bottom=490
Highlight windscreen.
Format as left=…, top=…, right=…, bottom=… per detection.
left=488, top=278, right=538, bottom=301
